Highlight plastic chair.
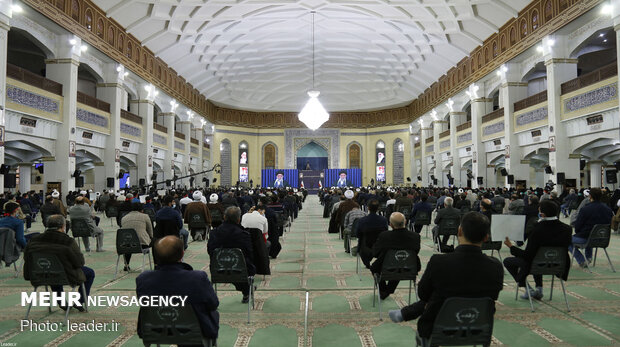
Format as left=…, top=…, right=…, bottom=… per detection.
left=209, top=248, right=254, bottom=324
left=114, top=228, right=152, bottom=279
left=24, top=252, right=88, bottom=321
left=188, top=213, right=208, bottom=241
left=0, top=227, right=22, bottom=278
left=414, top=210, right=432, bottom=236
left=345, top=217, right=361, bottom=254
left=416, top=297, right=494, bottom=347
left=372, top=249, right=418, bottom=320
left=435, top=215, right=461, bottom=252
left=480, top=240, right=502, bottom=261
left=356, top=226, right=388, bottom=278
left=517, top=247, right=570, bottom=312
left=105, top=205, right=119, bottom=227
left=571, top=224, right=615, bottom=273
left=70, top=218, right=95, bottom=252
left=138, top=305, right=216, bottom=347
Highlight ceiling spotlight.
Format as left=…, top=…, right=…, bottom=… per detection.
left=123, top=72, right=129, bottom=77
left=144, top=85, right=152, bottom=92
left=69, top=38, right=77, bottom=45
left=603, top=39, right=608, bottom=43
left=206, top=139, right=210, bottom=143
left=496, top=70, right=502, bottom=76
left=536, top=45, right=544, bottom=53
left=116, top=65, right=123, bottom=72
left=600, top=33, right=606, bottom=37
left=501, top=65, right=508, bottom=73
left=415, top=136, right=419, bottom=141
left=187, top=110, right=194, bottom=119
left=602, top=4, right=613, bottom=15
left=11, top=4, right=23, bottom=13
left=80, top=45, right=88, bottom=52
left=547, top=38, right=555, bottom=47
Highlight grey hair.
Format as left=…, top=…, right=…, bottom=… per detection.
left=224, top=206, right=242, bottom=223
left=444, top=197, right=454, bottom=207
left=47, top=215, right=66, bottom=230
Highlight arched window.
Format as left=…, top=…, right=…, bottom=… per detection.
left=376, top=140, right=386, bottom=183
left=544, top=0, right=553, bottom=21
left=532, top=10, right=539, bottom=31
left=55, top=0, right=65, bottom=11
left=126, top=41, right=132, bottom=59
left=348, top=143, right=361, bottom=169
left=71, top=0, right=79, bottom=21
left=118, top=34, right=124, bottom=53
left=510, top=27, right=516, bottom=45
left=263, top=143, right=276, bottom=170
left=96, top=18, right=104, bottom=38
left=107, top=26, right=115, bottom=46
left=84, top=8, right=92, bottom=31
left=393, top=139, right=404, bottom=185
left=520, top=18, right=528, bottom=38
left=500, top=34, right=507, bottom=52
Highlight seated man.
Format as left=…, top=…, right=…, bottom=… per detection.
left=207, top=193, right=225, bottom=228
left=356, top=199, right=388, bottom=267
left=343, top=205, right=366, bottom=253
left=183, top=191, right=212, bottom=241
left=241, top=205, right=269, bottom=244
left=411, top=194, right=433, bottom=234
left=388, top=212, right=504, bottom=342
left=570, top=188, right=613, bottom=267
left=120, top=203, right=153, bottom=271
left=39, top=195, right=61, bottom=227
left=371, top=212, right=420, bottom=300
left=503, top=200, right=571, bottom=300
left=68, top=197, right=104, bottom=252
left=207, top=206, right=255, bottom=303
left=155, top=195, right=190, bottom=249
left=23, top=215, right=95, bottom=311
left=137, top=236, right=219, bottom=340
left=0, top=202, right=27, bottom=249
left=431, top=197, right=460, bottom=252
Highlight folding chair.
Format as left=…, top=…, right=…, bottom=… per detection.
left=70, top=219, right=96, bottom=252
left=105, top=205, right=119, bottom=227
left=188, top=213, right=208, bottom=242
left=435, top=215, right=460, bottom=253
left=373, top=249, right=418, bottom=320
left=356, top=227, right=387, bottom=278
left=210, top=248, right=254, bottom=324
left=571, top=224, right=616, bottom=273
left=139, top=306, right=216, bottom=347
left=24, top=252, right=88, bottom=321
left=414, top=210, right=432, bottom=237
left=345, top=218, right=361, bottom=254
left=517, top=247, right=570, bottom=312
left=416, top=297, right=494, bottom=347
left=143, top=208, right=156, bottom=227
left=481, top=240, right=503, bottom=261
left=114, top=228, right=152, bottom=279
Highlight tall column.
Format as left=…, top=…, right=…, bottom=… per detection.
left=544, top=35, right=579, bottom=190
left=589, top=161, right=603, bottom=188
left=45, top=35, right=81, bottom=195
left=470, top=92, right=492, bottom=188
left=409, top=133, right=418, bottom=186
left=0, top=3, right=10, bottom=190
left=129, top=89, right=154, bottom=187
left=433, top=120, right=447, bottom=186
left=499, top=63, right=529, bottom=188
left=18, top=163, right=31, bottom=192
left=177, top=121, right=191, bottom=187
left=95, top=63, right=124, bottom=192
left=449, top=112, right=466, bottom=187
left=420, top=125, right=432, bottom=186
left=194, top=127, right=205, bottom=187
left=160, top=112, right=176, bottom=185
left=614, top=6, right=620, bottom=112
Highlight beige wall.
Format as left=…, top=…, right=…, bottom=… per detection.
left=213, top=124, right=410, bottom=186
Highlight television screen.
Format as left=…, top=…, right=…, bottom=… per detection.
left=376, top=166, right=385, bottom=182
left=239, top=167, right=248, bottom=182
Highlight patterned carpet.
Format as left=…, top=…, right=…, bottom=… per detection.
left=1, top=196, right=620, bottom=346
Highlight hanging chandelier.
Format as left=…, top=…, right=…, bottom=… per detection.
left=298, top=11, right=329, bottom=131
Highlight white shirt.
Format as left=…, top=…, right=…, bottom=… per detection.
left=386, top=199, right=396, bottom=206
left=241, top=211, right=268, bottom=237
left=180, top=196, right=192, bottom=206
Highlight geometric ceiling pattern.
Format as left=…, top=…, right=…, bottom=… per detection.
left=93, top=0, right=530, bottom=112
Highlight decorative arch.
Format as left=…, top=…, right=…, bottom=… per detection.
left=347, top=141, right=362, bottom=169
left=262, top=141, right=278, bottom=170
left=220, top=139, right=232, bottom=186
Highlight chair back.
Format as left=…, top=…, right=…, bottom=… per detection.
left=188, top=213, right=207, bottom=229
left=587, top=224, right=612, bottom=248
left=492, top=201, right=505, bottom=214
left=460, top=205, right=471, bottom=216
left=361, top=227, right=387, bottom=251
left=20, top=204, right=32, bottom=215
left=350, top=218, right=361, bottom=237
left=139, top=306, right=213, bottom=346
left=380, top=249, right=418, bottom=281
left=143, top=208, right=156, bottom=222
left=514, top=205, right=525, bottom=215
left=209, top=208, right=223, bottom=225
left=116, top=228, right=144, bottom=255
left=428, top=297, right=494, bottom=347
left=0, top=227, right=16, bottom=262
left=119, top=210, right=131, bottom=221
left=414, top=210, right=432, bottom=226
left=529, top=247, right=568, bottom=277
left=568, top=198, right=581, bottom=210
left=27, top=252, right=70, bottom=287
left=274, top=211, right=288, bottom=228
left=480, top=240, right=502, bottom=251
left=70, top=219, right=92, bottom=238
left=105, top=205, right=119, bottom=218
left=438, top=215, right=461, bottom=236
left=153, top=219, right=180, bottom=240
left=397, top=205, right=412, bottom=219
left=210, top=248, right=249, bottom=284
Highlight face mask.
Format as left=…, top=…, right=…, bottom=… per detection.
left=172, top=204, right=176, bottom=208
left=538, top=213, right=542, bottom=219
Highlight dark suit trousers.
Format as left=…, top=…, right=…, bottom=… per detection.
left=503, top=257, right=542, bottom=287
left=377, top=278, right=399, bottom=297
left=51, top=266, right=95, bottom=304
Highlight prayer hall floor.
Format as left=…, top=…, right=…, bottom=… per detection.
left=1, top=196, right=620, bottom=346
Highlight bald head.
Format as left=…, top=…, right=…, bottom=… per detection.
left=154, top=236, right=184, bottom=265
left=389, top=212, right=406, bottom=229
left=481, top=198, right=492, bottom=211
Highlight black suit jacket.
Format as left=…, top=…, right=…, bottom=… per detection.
left=371, top=228, right=421, bottom=273
left=136, top=263, right=219, bottom=338
left=404, top=245, right=503, bottom=338
left=207, top=221, right=256, bottom=276
left=434, top=206, right=461, bottom=225
left=509, top=218, right=572, bottom=280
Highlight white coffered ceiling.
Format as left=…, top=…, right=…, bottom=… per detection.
left=94, top=0, right=530, bottom=112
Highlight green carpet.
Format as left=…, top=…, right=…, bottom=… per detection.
left=1, top=195, right=620, bottom=346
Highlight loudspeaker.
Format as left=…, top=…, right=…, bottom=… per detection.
left=467, top=173, right=474, bottom=179
left=615, top=162, right=620, bottom=171
left=75, top=176, right=84, bottom=188
left=151, top=173, right=158, bottom=181
left=500, top=168, right=508, bottom=176
left=36, top=165, right=44, bottom=174
left=446, top=173, right=453, bottom=180
left=139, top=178, right=146, bottom=186
left=557, top=172, right=566, bottom=185
left=73, top=170, right=81, bottom=178
left=448, top=178, right=454, bottom=185
left=4, top=173, right=16, bottom=188
left=417, top=176, right=422, bottom=181
left=507, top=175, right=515, bottom=184
left=477, top=177, right=483, bottom=185
left=581, top=159, right=587, bottom=170
left=606, top=170, right=618, bottom=184
left=213, top=178, right=217, bottom=184
left=189, top=177, right=195, bottom=186
left=35, top=176, right=41, bottom=182
left=118, top=171, right=125, bottom=179
left=0, top=164, right=10, bottom=175
left=107, top=177, right=115, bottom=188
left=544, top=165, right=553, bottom=174
left=406, top=177, right=411, bottom=182
left=431, top=175, right=435, bottom=180
left=166, top=179, right=171, bottom=186
left=433, top=179, right=438, bottom=185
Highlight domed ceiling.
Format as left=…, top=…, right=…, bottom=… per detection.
left=93, top=0, right=530, bottom=112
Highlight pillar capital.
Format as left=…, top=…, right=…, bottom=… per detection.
left=45, top=58, right=80, bottom=67
left=500, top=82, right=528, bottom=88
left=544, top=58, right=579, bottom=66
left=160, top=112, right=177, bottom=117
left=449, top=112, right=466, bottom=116
left=471, top=98, right=493, bottom=103
left=129, top=99, right=155, bottom=106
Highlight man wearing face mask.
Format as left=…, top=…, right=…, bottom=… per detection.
left=502, top=200, right=572, bottom=300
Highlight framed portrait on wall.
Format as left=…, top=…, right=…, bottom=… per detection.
left=0, top=126, right=5, bottom=147
left=505, top=145, right=510, bottom=159
left=549, top=136, right=556, bottom=152
left=239, top=166, right=248, bottom=182
left=69, top=140, right=76, bottom=157
left=376, top=165, right=385, bottom=182
left=148, top=155, right=153, bottom=167
left=115, top=149, right=120, bottom=162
